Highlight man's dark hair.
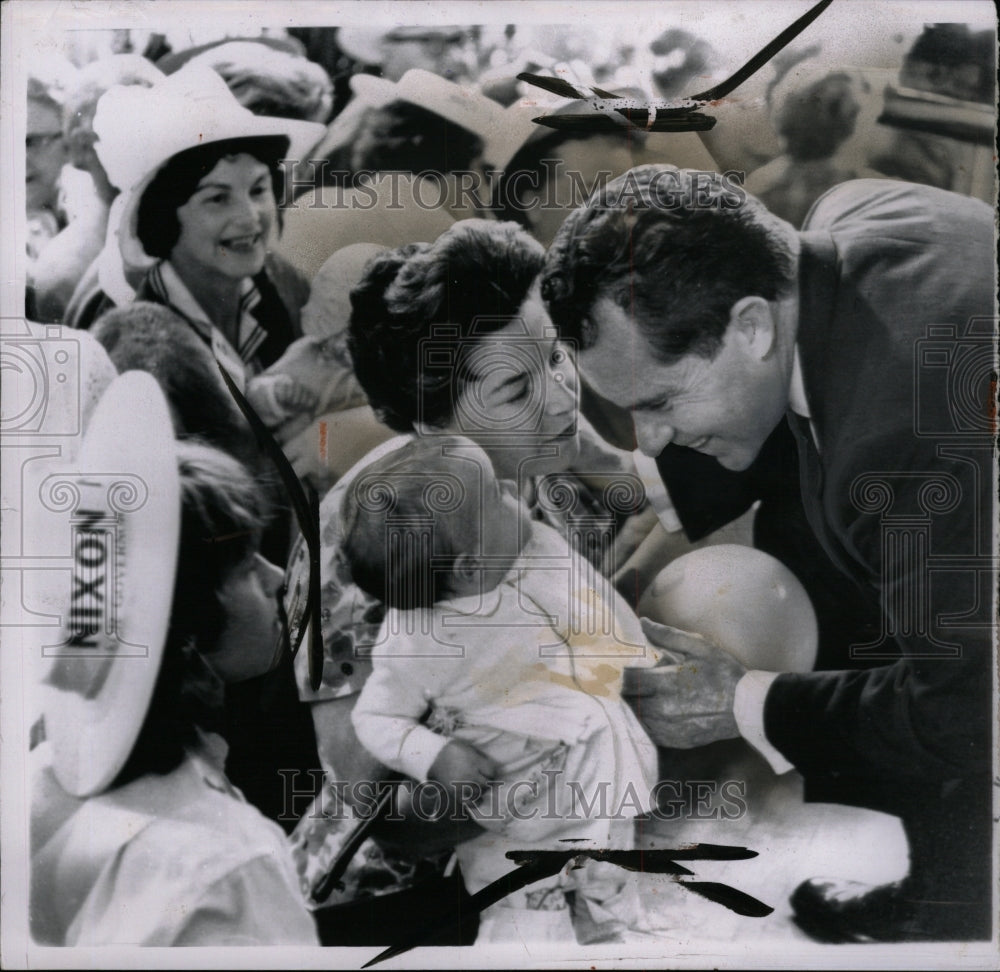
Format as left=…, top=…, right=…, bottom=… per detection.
left=136, top=136, right=288, bottom=259
left=541, top=164, right=796, bottom=362
left=348, top=219, right=545, bottom=432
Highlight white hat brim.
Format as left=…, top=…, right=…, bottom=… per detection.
left=349, top=69, right=508, bottom=156
left=95, top=64, right=324, bottom=266
left=43, top=371, right=181, bottom=797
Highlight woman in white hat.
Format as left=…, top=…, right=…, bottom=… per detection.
left=30, top=373, right=318, bottom=946
left=70, top=65, right=324, bottom=392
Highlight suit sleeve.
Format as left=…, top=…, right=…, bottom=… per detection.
left=762, top=431, right=992, bottom=787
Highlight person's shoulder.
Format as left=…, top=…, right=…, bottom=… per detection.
left=803, top=178, right=992, bottom=234
left=106, top=801, right=313, bottom=946
left=125, top=770, right=293, bottom=882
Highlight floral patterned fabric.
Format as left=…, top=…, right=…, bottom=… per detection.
left=286, top=422, right=646, bottom=705
left=284, top=426, right=650, bottom=913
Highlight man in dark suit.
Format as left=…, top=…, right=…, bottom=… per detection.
left=541, top=165, right=995, bottom=941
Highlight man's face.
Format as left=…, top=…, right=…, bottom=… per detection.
left=577, top=297, right=788, bottom=471
left=381, top=28, right=478, bottom=83
left=27, top=98, right=67, bottom=213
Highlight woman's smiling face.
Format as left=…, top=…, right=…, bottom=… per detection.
left=170, top=153, right=275, bottom=282
left=442, top=285, right=581, bottom=479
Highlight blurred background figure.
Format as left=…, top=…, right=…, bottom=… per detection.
left=278, top=69, right=501, bottom=281
left=746, top=55, right=885, bottom=227
left=31, top=55, right=162, bottom=324
left=336, top=25, right=481, bottom=84
left=179, top=40, right=334, bottom=123
left=874, top=23, right=996, bottom=204
left=648, top=27, right=719, bottom=101
left=258, top=243, right=395, bottom=496
left=25, top=57, right=76, bottom=298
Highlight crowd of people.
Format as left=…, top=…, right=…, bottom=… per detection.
left=18, top=11, right=996, bottom=953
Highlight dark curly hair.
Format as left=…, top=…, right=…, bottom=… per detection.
left=136, top=136, right=288, bottom=259
left=348, top=219, right=546, bottom=432
left=541, top=164, right=797, bottom=363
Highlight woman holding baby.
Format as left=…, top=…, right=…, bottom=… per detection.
left=286, top=217, right=819, bottom=946
left=284, top=218, right=664, bottom=942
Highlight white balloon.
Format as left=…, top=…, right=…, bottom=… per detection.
left=638, top=544, right=818, bottom=673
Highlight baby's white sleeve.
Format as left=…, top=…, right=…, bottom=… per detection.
left=351, top=658, right=450, bottom=782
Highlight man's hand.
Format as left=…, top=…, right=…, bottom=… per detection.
left=623, top=617, right=747, bottom=748
left=428, top=740, right=499, bottom=806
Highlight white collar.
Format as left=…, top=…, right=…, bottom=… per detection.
left=151, top=261, right=265, bottom=364
left=788, top=345, right=811, bottom=418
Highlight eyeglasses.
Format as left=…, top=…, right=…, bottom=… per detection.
left=384, top=29, right=475, bottom=56
left=26, top=132, right=63, bottom=150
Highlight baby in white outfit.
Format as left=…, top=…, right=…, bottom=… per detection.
left=343, top=436, right=659, bottom=941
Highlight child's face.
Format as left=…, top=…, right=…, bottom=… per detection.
left=447, top=451, right=533, bottom=598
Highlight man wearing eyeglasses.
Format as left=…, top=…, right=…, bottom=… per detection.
left=337, top=25, right=480, bottom=84
left=26, top=77, right=69, bottom=258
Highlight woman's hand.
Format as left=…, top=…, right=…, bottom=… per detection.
left=281, top=405, right=395, bottom=493
left=601, top=505, right=661, bottom=578
left=428, top=740, right=499, bottom=807
left=310, top=696, right=487, bottom=857
left=273, top=375, right=319, bottom=413
left=623, top=617, right=746, bottom=748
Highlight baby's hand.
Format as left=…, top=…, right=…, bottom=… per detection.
left=273, top=375, right=319, bottom=413
left=428, top=740, right=498, bottom=805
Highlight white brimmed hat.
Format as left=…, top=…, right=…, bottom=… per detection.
left=93, top=64, right=325, bottom=268
left=40, top=371, right=181, bottom=797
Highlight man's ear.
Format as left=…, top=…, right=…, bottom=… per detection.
left=728, top=296, right=777, bottom=359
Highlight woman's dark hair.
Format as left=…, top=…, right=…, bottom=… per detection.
left=491, top=128, right=646, bottom=227
left=136, top=135, right=288, bottom=259
left=91, top=302, right=258, bottom=469
left=318, top=101, right=485, bottom=188
left=113, top=441, right=265, bottom=785
left=354, top=102, right=484, bottom=173
left=347, top=219, right=545, bottom=432
left=542, top=164, right=797, bottom=362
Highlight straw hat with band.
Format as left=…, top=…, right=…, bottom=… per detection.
left=92, top=64, right=324, bottom=272
left=40, top=371, right=180, bottom=798
left=349, top=68, right=537, bottom=172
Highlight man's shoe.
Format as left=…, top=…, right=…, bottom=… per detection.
left=790, top=877, right=989, bottom=943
